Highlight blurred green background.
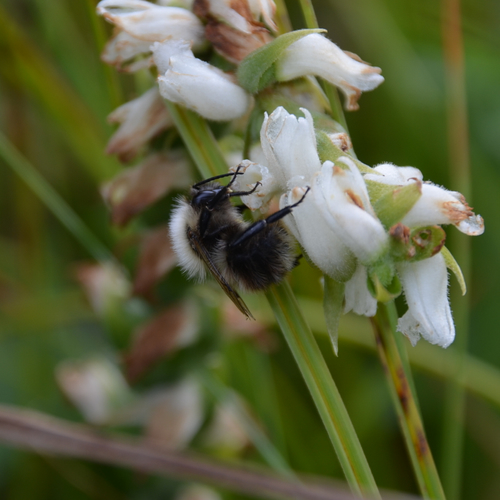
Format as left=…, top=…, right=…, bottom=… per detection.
left=0, top=0, right=499, bottom=499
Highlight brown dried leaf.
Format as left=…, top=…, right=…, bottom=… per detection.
left=101, top=152, right=191, bottom=226
left=124, top=304, right=197, bottom=382
left=133, top=226, right=177, bottom=296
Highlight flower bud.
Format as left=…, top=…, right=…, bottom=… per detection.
left=153, top=40, right=252, bottom=121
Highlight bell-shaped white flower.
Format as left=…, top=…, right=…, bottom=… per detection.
left=260, top=107, right=321, bottom=190
left=313, top=157, right=388, bottom=264
left=366, top=163, right=485, bottom=235
left=281, top=187, right=356, bottom=282
left=97, top=0, right=204, bottom=47
left=275, top=34, right=384, bottom=111
left=344, top=263, right=377, bottom=317
left=106, top=87, right=173, bottom=161
left=153, top=40, right=251, bottom=121
left=397, top=252, right=454, bottom=348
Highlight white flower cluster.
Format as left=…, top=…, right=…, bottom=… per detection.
left=96, top=0, right=484, bottom=350
left=96, top=0, right=385, bottom=160
left=233, top=107, right=484, bottom=348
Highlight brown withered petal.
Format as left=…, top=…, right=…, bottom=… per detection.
left=124, top=303, right=198, bottom=382
left=205, top=20, right=272, bottom=64
left=133, top=226, right=177, bottom=296
left=101, top=152, right=192, bottom=226
left=106, top=87, right=172, bottom=162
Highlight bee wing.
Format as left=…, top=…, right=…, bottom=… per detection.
left=188, top=232, right=255, bottom=320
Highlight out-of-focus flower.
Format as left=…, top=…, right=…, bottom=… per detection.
left=397, top=252, right=454, bottom=348
left=101, top=151, right=192, bottom=226
left=56, top=357, right=134, bottom=424
left=275, top=33, right=384, bottom=110
left=74, top=262, right=130, bottom=315
left=124, top=303, right=198, bottom=382
left=101, top=29, right=154, bottom=72
left=153, top=40, right=252, bottom=121
left=97, top=0, right=204, bottom=47
left=365, top=163, right=485, bottom=236
left=144, top=378, right=203, bottom=449
left=193, top=0, right=274, bottom=63
left=175, top=485, right=222, bottom=500
left=106, top=87, right=173, bottom=161
left=133, top=226, right=178, bottom=295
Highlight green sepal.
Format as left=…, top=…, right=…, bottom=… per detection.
left=237, top=29, right=325, bottom=93
left=441, top=245, right=467, bottom=295
left=367, top=258, right=401, bottom=303
left=316, top=130, right=373, bottom=173
left=368, top=180, right=422, bottom=229
left=323, top=275, right=345, bottom=356
left=390, top=224, right=446, bottom=263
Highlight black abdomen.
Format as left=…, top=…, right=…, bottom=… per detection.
left=225, top=223, right=296, bottom=291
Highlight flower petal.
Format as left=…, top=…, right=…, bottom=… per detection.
left=397, top=252, right=455, bottom=348
left=313, top=158, right=388, bottom=264
left=344, top=263, right=377, bottom=317
left=281, top=187, right=356, bottom=282
left=260, top=106, right=321, bottom=190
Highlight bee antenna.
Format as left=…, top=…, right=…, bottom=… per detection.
left=192, top=166, right=244, bottom=189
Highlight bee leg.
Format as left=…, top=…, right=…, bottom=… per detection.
left=229, top=187, right=310, bottom=248
left=293, top=254, right=303, bottom=268
left=229, top=181, right=261, bottom=198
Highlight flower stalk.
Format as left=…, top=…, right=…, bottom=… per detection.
left=267, top=281, right=380, bottom=498
left=371, top=302, right=446, bottom=500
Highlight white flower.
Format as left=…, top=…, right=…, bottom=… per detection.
left=97, top=0, right=204, bottom=47
left=281, top=187, right=356, bottom=282
left=312, top=157, right=388, bottom=264
left=260, top=106, right=321, bottom=189
left=365, top=163, right=485, bottom=235
left=344, top=263, right=377, bottom=317
left=397, top=252, right=454, bottom=348
left=153, top=40, right=251, bottom=121
left=275, top=33, right=384, bottom=111
left=106, top=87, right=173, bottom=161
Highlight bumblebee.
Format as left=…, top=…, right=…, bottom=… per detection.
left=169, top=167, right=309, bottom=319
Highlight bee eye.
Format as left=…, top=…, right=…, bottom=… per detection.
left=192, top=189, right=218, bottom=207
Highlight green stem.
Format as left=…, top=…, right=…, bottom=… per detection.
left=163, top=102, right=227, bottom=178
left=267, top=282, right=380, bottom=498
left=0, top=132, right=114, bottom=263
left=371, top=302, right=446, bottom=500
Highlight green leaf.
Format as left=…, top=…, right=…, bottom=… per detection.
left=441, top=246, right=467, bottom=295
left=369, top=180, right=422, bottom=228
left=237, top=29, right=325, bottom=93
left=323, top=276, right=345, bottom=355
